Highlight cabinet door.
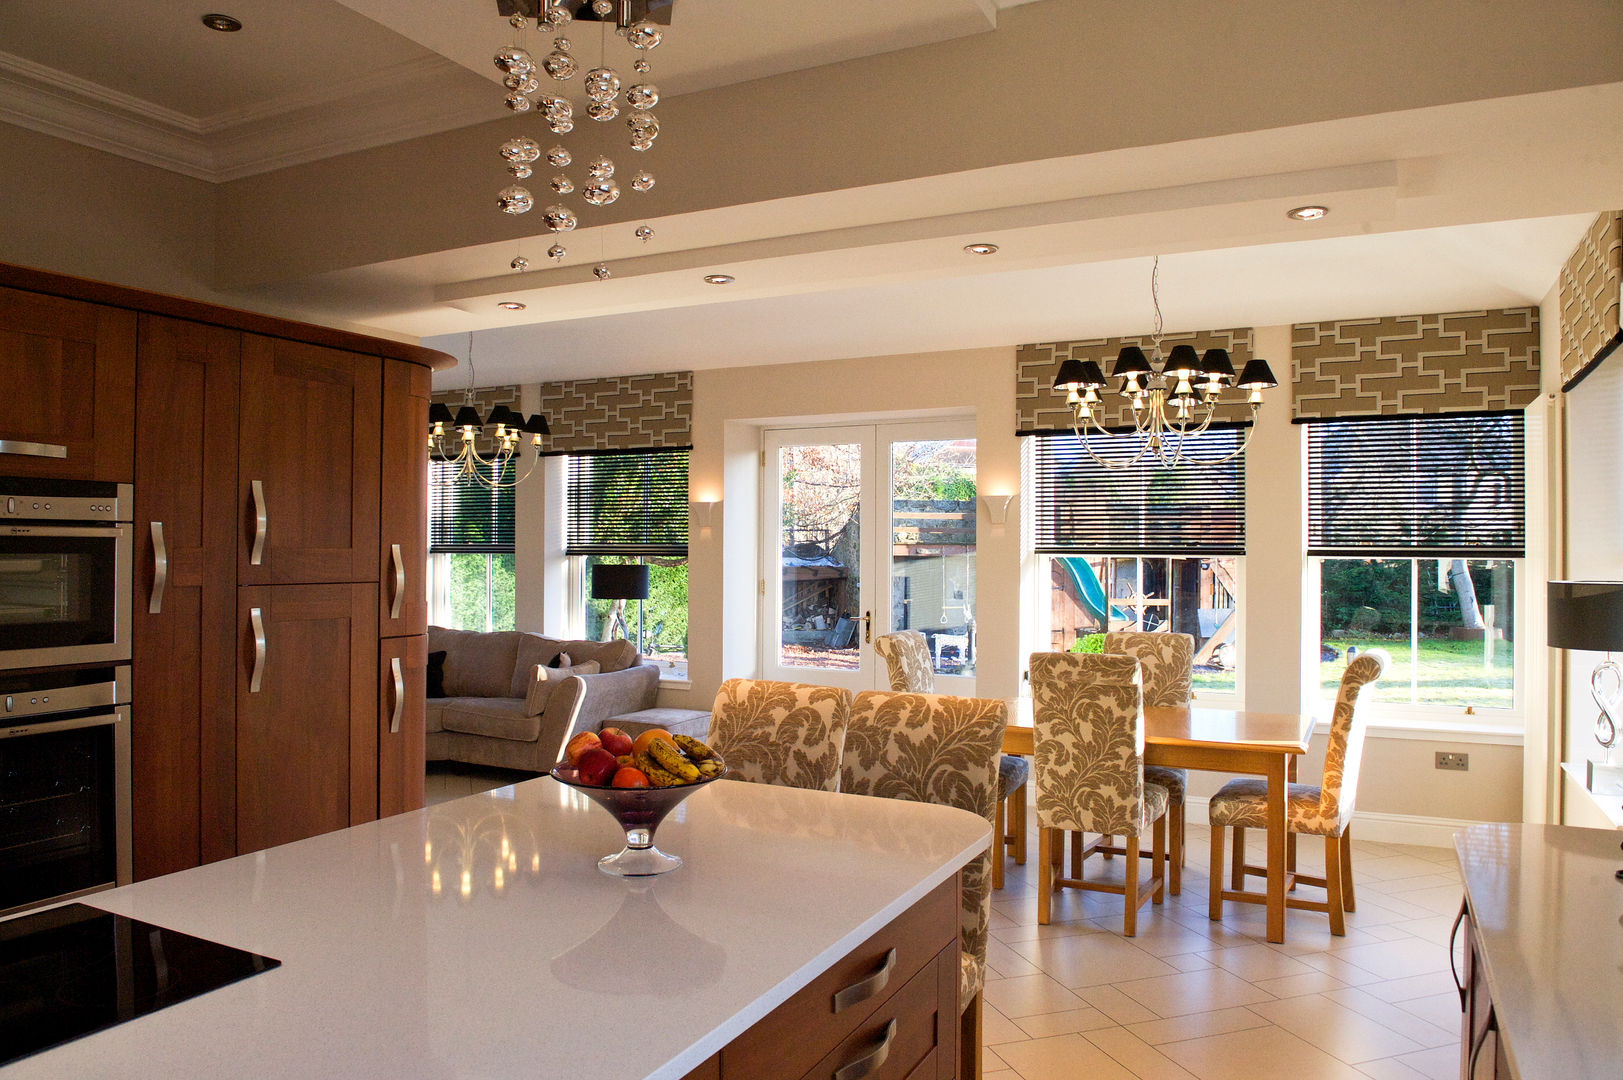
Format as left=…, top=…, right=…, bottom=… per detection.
left=379, top=634, right=426, bottom=818
left=380, top=359, right=429, bottom=636
left=238, top=335, right=380, bottom=585
left=0, top=285, right=135, bottom=481
left=236, top=584, right=379, bottom=855
left=131, top=315, right=240, bottom=878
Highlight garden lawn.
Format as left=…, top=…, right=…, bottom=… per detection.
left=1320, top=636, right=1513, bottom=710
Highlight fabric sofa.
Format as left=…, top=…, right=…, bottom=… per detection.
left=425, top=626, right=660, bottom=773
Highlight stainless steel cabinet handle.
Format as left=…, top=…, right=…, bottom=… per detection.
left=249, top=607, right=266, bottom=693
left=1449, top=901, right=1468, bottom=1010
left=833, top=948, right=896, bottom=1013
left=149, top=521, right=168, bottom=614
left=390, top=657, right=404, bottom=734
left=833, top=1019, right=896, bottom=1080
left=250, top=480, right=266, bottom=566
left=0, top=439, right=68, bottom=459
left=389, top=543, right=404, bottom=620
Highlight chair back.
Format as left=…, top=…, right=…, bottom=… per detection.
left=1318, top=648, right=1388, bottom=830
left=1028, top=651, right=1151, bottom=836
left=842, top=689, right=1008, bottom=1001
left=706, top=679, right=851, bottom=792
left=1103, top=631, right=1194, bottom=707
left=873, top=630, right=935, bottom=692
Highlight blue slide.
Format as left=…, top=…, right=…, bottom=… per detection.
left=1058, top=556, right=1128, bottom=626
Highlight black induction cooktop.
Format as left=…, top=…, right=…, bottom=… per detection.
left=0, top=902, right=280, bottom=1067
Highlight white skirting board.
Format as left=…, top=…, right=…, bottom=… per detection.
left=1182, top=796, right=1480, bottom=849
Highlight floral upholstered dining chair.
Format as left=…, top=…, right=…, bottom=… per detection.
left=705, top=679, right=850, bottom=792
left=874, top=629, right=1030, bottom=890
left=841, top=689, right=1008, bottom=1080
left=1102, top=631, right=1194, bottom=893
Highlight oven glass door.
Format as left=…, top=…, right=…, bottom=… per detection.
left=0, top=526, right=128, bottom=665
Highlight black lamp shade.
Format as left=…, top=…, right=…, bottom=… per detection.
left=428, top=402, right=455, bottom=427
left=1547, top=581, right=1623, bottom=652
left=1165, top=344, right=1201, bottom=378
left=1078, top=360, right=1108, bottom=388
left=522, top=413, right=550, bottom=436
left=591, top=563, right=650, bottom=601
left=1200, top=348, right=1236, bottom=380
left=486, top=404, right=516, bottom=428
left=1052, top=357, right=1087, bottom=390
left=1113, top=346, right=1152, bottom=378
left=1237, top=358, right=1278, bottom=389
left=453, top=405, right=484, bottom=429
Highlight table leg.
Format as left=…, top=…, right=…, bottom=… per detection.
left=1265, top=755, right=1288, bottom=943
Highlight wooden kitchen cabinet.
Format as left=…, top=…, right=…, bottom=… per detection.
left=238, top=334, right=381, bottom=586
left=130, top=315, right=241, bottom=878
left=0, top=284, right=135, bottom=481
left=378, top=634, right=427, bottom=818
left=380, top=358, right=429, bottom=638
left=235, top=584, right=379, bottom=854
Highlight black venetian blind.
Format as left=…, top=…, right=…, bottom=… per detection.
left=429, top=459, right=515, bottom=553
left=1306, top=413, right=1524, bottom=557
left=566, top=449, right=689, bottom=557
left=1032, top=429, right=1246, bottom=555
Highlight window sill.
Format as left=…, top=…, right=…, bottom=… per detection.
left=1311, top=714, right=1524, bottom=745
left=657, top=678, right=692, bottom=691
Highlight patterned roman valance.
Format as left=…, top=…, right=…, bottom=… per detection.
left=537, top=370, right=692, bottom=454
left=1015, top=328, right=1255, bottom=434
left=1291, top=308, right=1539, bottom=422
left=1559, top=211, right=1622, bottom=390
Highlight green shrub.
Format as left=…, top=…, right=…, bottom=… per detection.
left=1069, top=633, right=1104, bottom=654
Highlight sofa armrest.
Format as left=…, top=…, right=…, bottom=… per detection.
left=536, top=664, right=661, bottom=766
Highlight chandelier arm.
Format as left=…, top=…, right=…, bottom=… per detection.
left=1073, top=418, right=1146, bottom=472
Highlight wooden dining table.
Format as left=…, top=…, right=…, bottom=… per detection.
left=1002, top=700, right=1316, bottom=944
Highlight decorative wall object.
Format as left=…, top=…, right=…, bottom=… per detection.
left=537, top=369, right=691, bottom=453
left=1016, top=329, right=1254, bottom=434
left=1291, top=307, right=1539, bottom=421
left=1558, top=210, right=1622, bottom=389
left=430, top=384, right=523, bottom=457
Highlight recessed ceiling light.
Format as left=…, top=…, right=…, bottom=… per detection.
left=497, top=301, right=526, bottom=311
left=964, top=243, right=999, bottom=255
left=201, top=13, right=243, bottom=32
left=703, top=274, right=734, bottom=285
left=1286, top=205, right=1329, bottom=221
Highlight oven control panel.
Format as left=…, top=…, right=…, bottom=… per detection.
left=0, top=481, right=131, bottom=522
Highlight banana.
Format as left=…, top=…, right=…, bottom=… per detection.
left=696, top=759, right=724, bottom=779
left=648, top=737, right=701, bottom=782
left=636, top=750, right=683, bottom=788
left=673, top=734, right=719, bottom=763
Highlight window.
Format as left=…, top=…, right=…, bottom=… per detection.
left=1032, top=429, right=1246, bottom=697
left=567, top=449, right=689, bottom=680
left=428, top=459, right=516, bottom=631
left=1307, top=413, right=1525, bottom=717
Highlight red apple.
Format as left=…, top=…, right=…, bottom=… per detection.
left=598, top=726, right=635, bottom=757
left=563, top=731, right=601, bottom=767
left=612, top=766, right=651, bottom=789
left=576, top=746, right=619, bottom=786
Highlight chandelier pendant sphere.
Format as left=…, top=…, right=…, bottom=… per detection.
left=1052, top=256, right=1277, bottom=469
left=428, top=333, right=549, bottom=490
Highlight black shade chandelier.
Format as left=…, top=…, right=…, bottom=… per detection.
left=428, top=333, right=551, bottom=490
left=1052, top=257, right=1278, bottom=469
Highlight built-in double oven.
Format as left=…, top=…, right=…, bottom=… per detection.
left=0, top=478, right=133, bottom=915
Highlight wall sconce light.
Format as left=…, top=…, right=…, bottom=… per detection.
left=978, top=493, right=1015, bottom=525
left=692, top=500, right=718, bottom=529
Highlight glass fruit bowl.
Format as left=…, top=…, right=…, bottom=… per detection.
left=550, top=764, right=725, bottom=877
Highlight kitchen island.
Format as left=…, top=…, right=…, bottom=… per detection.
left=1, top=776, right=990, bottom=1079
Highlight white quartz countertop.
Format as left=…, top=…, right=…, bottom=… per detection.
left=2, top=777, right=990, bottom=1080
left=1454, top=823, right=1623, bottom=1080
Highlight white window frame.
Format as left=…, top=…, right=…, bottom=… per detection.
left=566, top=554, right=691, bottom=687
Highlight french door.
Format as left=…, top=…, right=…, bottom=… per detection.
left=761, top=420, right=977, bottom=692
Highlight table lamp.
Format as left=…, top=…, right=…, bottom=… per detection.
left=1547, top=581, right=1623, bottom=787
left=592, top=563, right=649, bottom=651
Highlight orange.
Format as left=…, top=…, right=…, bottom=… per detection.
left=631, top=728, right=672, bottom=756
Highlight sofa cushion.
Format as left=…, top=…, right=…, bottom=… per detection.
left=510, top=633, right=568, bottom=697
left=557, top=637, right=640, bottom=674
left=436, top=697, right=541, bottom=743
left=522, top=660, right=601, bottom=716
left=430, top=627, right=524, bottom=698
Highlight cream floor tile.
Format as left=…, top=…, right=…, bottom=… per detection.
left=992, top=916, right=1098, bottom=945
left=1246, top=993, right=1427, bottom=1063
left=1013, top=1005, right=1119, bottom=1039
left=983, top=1045, right=1008, bottom=1070
left=1352, top=970, right=1458, bottom=1004
left=1372, top=882, right=1466, bottom=917
left=1355, top=921, right=1425, bottom=943
left=1075, top=984, right=1162, bottom=1024
left=1156, top=1024, right=1369, bottom=1080
left=1107, top=911, right=1254, bottom=957
left=1354, top=854, right=1452, bottom=883
left=1322, top=988, right=1457, bottom=1048
left=994, top=1033, right=1140, bottom=1080
left=987, top=937, right=1046, bottom=979
left=1123, top=1006, right=1273, bottom=1046
left=983, top=1071, right=1019, bottom=1080
left=1162, top=952, right=1216, bottom=973
left=981, top=1001, right=1032, bottom=1046
left=1391, top=991, right=1467, bottom=1037
left=1012, top=930, right=1181, bottom=988
left=1352, top=1057, right=1431, bottom=1078
left=1198, top=943, right=1318, bottom=982
left=1388, top=913, right=1456, bottom=943
left=984, top=973, right=1089, bottom=1019
left=1386, top=1044, right=1460, bottom=1080
left=1114, top=967, right=1277, bottom=1018
left=1294, top=951, right=1401, bottom=987
left=1250, top=970, right=1349, bottom=999
left=1329, top=938, right=1453, bottom=981
left=1083, top=1026, right=1200, bottom=1078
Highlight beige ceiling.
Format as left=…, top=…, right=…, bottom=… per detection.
left=0, top=1, right=1618, bottom=388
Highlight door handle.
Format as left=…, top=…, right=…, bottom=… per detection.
left=149, top=521, right=167, bottom=614
left=249, top=480, right=266, bottom=566
left=389, top=543, right=405, bottom=621
left=390, top=657, right=404, bottom=734
left=249, top=607, right=266, bottom=693
left=861, top=610, right=872, bottom=644
left=0, top=439, right=68, bottom=459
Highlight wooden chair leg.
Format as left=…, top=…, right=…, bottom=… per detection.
left=1231, top=827, right=1247, bottom=892
left=1070, top=829, right=1084, bottom=880
left=1123, top=831, right=1141, bottom=937
left=1011, top=784, right=1028, bottom=864
left=1208, top=824, right=1224, bottom=921
left=992, top=795, right=1006, bottom=891
left=960, top=990, right=983, bottom=1080
left=1167, top=799, right=1183, bottom=896
left=1324, top=834, right=1346, bottom=936
left=1100, top=833, right=1114, bottom=860
left=1339, top=825, right=1356, bottom=912
left=1151, top=816, right=1166, bottom=905
left=1037, top=826, right=1054, bottom=925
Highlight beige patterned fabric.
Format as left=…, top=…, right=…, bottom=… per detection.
left=1209, top=649, right=1388, bottom=836
left=1103, top=632, right=1194, bottom=707
left=841, top=690, right=1008, bottom=1008
left=706, top=679, right=850, bottom=792
left=873, top=630, right=935, bottom=692
left=1029, top=652, right=1168, bottom=836
left=1144, top=764, right=1185, bottom=801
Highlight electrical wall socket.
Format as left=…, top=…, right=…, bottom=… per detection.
left=1435, top=751, right=1469, bottom=771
